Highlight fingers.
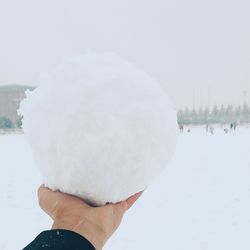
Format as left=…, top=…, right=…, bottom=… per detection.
left=112, top=191, right=143, bottom=216
left=125, top=191, right=143, bottom=210
left=38, top=184, right=143, bottom=222
left=38, top=185, right=89, bottom=219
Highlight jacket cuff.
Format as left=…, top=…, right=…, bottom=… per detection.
left=23, top=229, right=96, bottom=250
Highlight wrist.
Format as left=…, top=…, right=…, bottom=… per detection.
left=52, top=216, right=106, bottom=250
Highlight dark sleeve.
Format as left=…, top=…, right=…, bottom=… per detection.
left=23, top=229, right=96, bottom=250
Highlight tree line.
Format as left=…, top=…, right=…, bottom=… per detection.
left=177, top=103, right=250, bottom=125
left=1, top=104, right=250, bottom=129
left=0, top=116, right=22, bottom=129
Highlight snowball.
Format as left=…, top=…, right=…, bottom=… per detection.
left=19, top=53, right=177, bottom=206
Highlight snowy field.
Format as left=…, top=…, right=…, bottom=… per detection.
left=1, top=127, right=250, bottom=250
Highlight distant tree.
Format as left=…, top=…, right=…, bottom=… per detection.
left=234, top=105, right=242, bottom=123
left=190, top=108, right=198, bottom=124
left=182, top=107, right=191, bottom=124
left=16, top=115, right=23, bottom=128
left=196, top=107, right=204, bottom=124
left=203, top=106, right=210, bottom=124
left=177, top=110, right=183, bottom=125
left=242, top=103, right=250, bottom=123
left=225, top=104, right=234, bottom=123
left=218, top=105, right=226, bottom=124
left=210, top=105, right=219, bottom=123
left=0, top=117, right=13, bottom=129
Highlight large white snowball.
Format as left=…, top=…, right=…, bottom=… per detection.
left=19, top=53, right=177, bottom=206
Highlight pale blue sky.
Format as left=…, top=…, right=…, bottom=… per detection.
left=0, top=0, right=249, bottom=108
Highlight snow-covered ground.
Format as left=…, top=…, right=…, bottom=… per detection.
left=1, top=127, right=250, bottom=250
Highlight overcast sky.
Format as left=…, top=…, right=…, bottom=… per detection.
left=0, top=0, right=249, bottom=109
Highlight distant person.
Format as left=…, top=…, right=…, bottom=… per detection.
left=179, top=124, right=184, bottom=133
left=187, top=128, right=191, bottom=133
left=224, top=128, right=229, bottom=133
left=230, top=123, right=233, bottom=131
left=209, top=125, right=214, bottom=135
left=233, top=122, right=237, bottom=131
left=23, top=185, right=142, bottom=250
left=205, top=124, right=209, bottom=132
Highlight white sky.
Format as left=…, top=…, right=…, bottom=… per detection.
left=0, top=0, right=249, bottom=109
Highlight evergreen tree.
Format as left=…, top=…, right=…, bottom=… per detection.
left=196, top=107, right=204, bottom=124
left=210, top=105, right=219, bottom=123
left=203, top=106, right=210, bottom=124
left=177, top=109, right=183, bottom=125
left=225, top=104, right=234, bottom=123
left=189, top=108, right=197, bottom=124
left=234, top=105, right=242, bottom=123
left=183, top=107, right=191, bottom=125
left=218, top=105, right=226, bottom=124
left=242, top=103, right=250, bottom=123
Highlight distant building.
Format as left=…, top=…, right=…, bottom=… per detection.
left=0, top=85, right=35, bottom=123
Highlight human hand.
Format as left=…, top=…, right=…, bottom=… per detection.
left=38, top=185, right=142, bottom=250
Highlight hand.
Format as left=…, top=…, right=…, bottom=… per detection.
left=38, top=185, right=142, bottom=250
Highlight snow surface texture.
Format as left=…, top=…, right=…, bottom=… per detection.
left=19, top=53, right=177, bottom=206
left=1, top=128, right=250, bottom=250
